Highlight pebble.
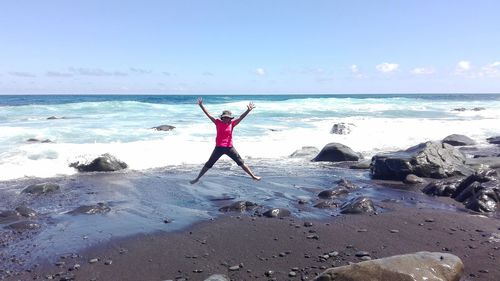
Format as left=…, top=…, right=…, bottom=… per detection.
left=88, top=258, right=98, bottom=264
left=360, top=256, right=372, bottom=261
left=104, top=259, right=112, bottom=265
left=328, top=251, right=339, bottom=257
left=265, top=270, right=274, bottom=277
left=193, top=269, right=203, bottom=273
left=304, top=222, right=313, bottom=227
left=425, top=218, right=435, bottom=222
left=355, top=251, right=370, bottom=257
left=306, top=234, right=319, bottom=240
left=390, top=229, right=399, bottom=233
left=479, top=269, right=489, bottom=273
left=357, top=228, right=368, bottom=232
left=229, top=265, right=240, bottom=271
left=279, top=252, right=286, bottom=257
left=289, top=271, right=297, bottom=277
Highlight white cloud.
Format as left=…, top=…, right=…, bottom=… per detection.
left=255, top=68, right=266, bottom=76
left=411, top=67, right=435, bottom=75
left=130, top=67, right=152, bottom=74
left=479, top=61, right=500, bottom=77
left=69, top=67, right=128, bottom=77
left=350, top=64, right=359, bottom=73
left=46, top=71, right=73, bottom=77
left=456, top=60, right=471, bottom=72
left=376, top=62, right=399, bottom=73
left=9, top=71, right=36, bottom=78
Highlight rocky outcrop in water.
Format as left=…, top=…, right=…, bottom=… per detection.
left=22, top=183, right=60, bottom=195
left=70, top=153, right=128, bottom=172
left=318, top=179, right=358, bottom=199
left=487, top=136, right=500, bottom=144
left=290, top=146, right=319, bottom=158
left=151, top=125, right=176, bottom=131
left=262, top=208, right=291, bottom=218
left=442, top=134, right=476, bottom=146
left=219, top=201, right=259, bottom=212
left=312, top=143, right=361, bottom=162
left=370, top=141, right=472, bottom=180
left=314, top=251, right=463, bottom=281
left=423, top=168, right=499, bottom=213
left=340, top=197, right=375, bottom=214
left=26, top=138, right=53, bottom=143
left=68, top=203, right=111, bottom=215
left=330, top=123, right=354, bottom=135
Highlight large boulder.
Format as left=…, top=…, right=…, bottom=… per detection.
left=314, top=251, right=463, bottom=281
left=370, top=141, right=472, bottom=180
left=70, top=153, right=128, bottom=172
left=313, top=143, right=361, bottom=162
left=22, top=183, right=60, bottom=195
left=442, top=134, right=476, bottom=146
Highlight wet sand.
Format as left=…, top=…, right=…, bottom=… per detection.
left=5, top=202, right=499, bottom=281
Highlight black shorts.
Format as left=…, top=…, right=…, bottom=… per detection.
left=204, top=146, right=244, bottom=168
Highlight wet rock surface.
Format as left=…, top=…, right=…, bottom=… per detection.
left=330, top=123, right=354, bottom=135
left=314, top=251, right=464, bottom=281
left=70, top=153, right=128, bottom=172
left=219, top=201, right=259, bottom=212
left=370, top=141, right=472, bottom=180
left=403, top=174, right=425, bottom=184
left=22, top=183, right=60, bottom=195
left=151, top=125, right=176, bottom=131
left=313, top=143, right=361, bottom=162
left=442, top=134, right=476, bottom=146
left=68, top=203, right=111, bottom=215
left=487, top=136, right=500, bottom=144
left=0, top=210, right=21, bottom=224
left=8, top=221, right=41, bottom=231
left=290, top=146, right=320, bottom=158
left=15, top=206, right=37, bottom=218
left=262, top=208, right=291, bottom=218
left=340, top=197, right=376, bottom=214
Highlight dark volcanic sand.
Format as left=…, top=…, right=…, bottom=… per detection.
left=6, top=203, right=500, bottom=281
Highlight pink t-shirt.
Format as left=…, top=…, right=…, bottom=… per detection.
left=215, top=119, right=237, bottom=147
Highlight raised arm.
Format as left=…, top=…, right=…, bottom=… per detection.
left=197, top=97, right=216, bottom=124
left=234, top=102, right=255, bottom=126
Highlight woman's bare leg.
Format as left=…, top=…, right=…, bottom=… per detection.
left=190, top=166, right=210, bottom=184
left=241, top=164, right=261, bottom=181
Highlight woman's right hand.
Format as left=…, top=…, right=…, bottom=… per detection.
left=197, top=97, right=203, bottom=106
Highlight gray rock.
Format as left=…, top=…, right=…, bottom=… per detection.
left=487, top=136, right=500, bottom=144
left=403, top=174, right=425, bottom=184
left=204, top=274, right=230, bottom=281
left=15, top=206, right=37, bottom=217
left=290, top=146, right=319, bottom=158
left=219, top=201, right=259, bottom=212
left=68, top=203, right=111, bottom=215
left=8, top=221, right=41, bottom=231
left=442, top=134, right=476, bottom=146
left=466, top=157, right=500, bottom=169
left=313, top=143, right=361, bottom=162
left=26, top=138, right=53, bottom=143
left=0, top=210, right=21, bottom=224
left=370, top=141, right=472, bottom=180
left=452, top=107, right=466, bottom=111
left=422, top=178, right=463, bottom=197
left=340, top=197, right=375, bottom=214
left=314, top=252, right=463, bottom=281
left=22, top=183, right=60, bottom=195
left=151, top=125, right=175, bottom=131
left=314, top=201, right=338, bottom=209
left=70, top=153, right=127, bottom=172
left=330, top=123, right=354, bottom=135
left=349, top=160, right=371, bottom=170
left=262, top=208, right=291, bottom=218
left=318, top=189, right=349, bottom=199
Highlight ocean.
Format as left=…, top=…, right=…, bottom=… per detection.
left=1, top=94, right=499, bottom=181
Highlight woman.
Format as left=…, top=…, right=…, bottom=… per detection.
left=190, top=97, right=261, bottom=184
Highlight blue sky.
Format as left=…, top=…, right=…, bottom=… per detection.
left=1, top=0, right=499, bottom=94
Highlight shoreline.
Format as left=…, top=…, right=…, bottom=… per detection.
left=4, top=203, right=499, bottom=281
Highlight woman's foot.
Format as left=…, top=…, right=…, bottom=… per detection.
left=190, top=179, right=199, bottom=184
left=252, top=176, right=262, bottom=181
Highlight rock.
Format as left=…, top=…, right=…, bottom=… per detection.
left=26, top=138, right=53, bottom=143
left=229, top=265, right=240, bottom=271
left=151, top=125, right=175, bottom=131
left=466, top=157, right=500, bottom=169
left=318, top=189, right=348, bottom=199
left=452, top=107, right=466, bottom=111
left=313, top=143, right=361, bottom=162
left=314, top=201, right=338, bottom=209
left=22, top=183, right=60, bottom=195
left=442, top=134, right=476, bottom=146
left=68, top=203, right=111, bottom=215
left=70, top=153, right=128, bottom=172
left=370, top=141, right=472, bottom=180
left=204, top=274, right=230, bottom=281
left=336, top=178, right=358, bottom=189
left=0, top=210, right=21, bottom=224
left=487, top=136, right=500, bottom=144
left=314, top=251, right=464, bottom=281
left=403, top=174, right=425, bottom=184
left=355, top=251, right=370, bottom=257
left=290, top=146, right=320, bottom=158
left=340, top=197, right=375, bottom=214
left=262, top=208, right=291, bottom=218
left=8, top=221, right=41, bottom=231
left=472, top=107, right=485, bottom=111
left=15, top=206, right=37, bottom=217
left=47, top=116, right=67, bottom=120
left=422, top=178, right=463, bottom=197
left=219, top=201, right=259, bottom=212
left=330, top=123, right=354, bottom=135
left=349, top=160, right=371, bottom=170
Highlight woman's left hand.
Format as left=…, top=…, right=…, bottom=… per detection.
left=247, top=102, right=255, bottom=111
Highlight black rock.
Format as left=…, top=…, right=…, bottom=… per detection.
left=8, top=221, right=41, bottom=231
left=262, top=208, right=291, bottom=218
left=26, top=138, right=53, bottom=143
left=312, top=143, right=361, bottom=162
left=219, top=201, right=259, bottom=212
left=313, top=201, right=338, bottom=209
left=442, top=134, right=476, bottom=146
left=370, top=141, right=472, bottom=180
left=15, top=206, right=37, bottom=217
left=0, top=210, right=21, bottom=224
left=318, top=189, right=348, bottom=199
left=340, top=197, right=376, bottom=214
left=22, top=183, right=60, bottom=195
left=330, top=123, right=354, bottom=135
left=336, top=178, right=358, bottom=189
left=422, top=178, right=463, bottom=197
left=452, top=108, right=466, bottom=111
left=68, top=203, right=111, bottom=215
left=151, top=125, right=176, bottom=131
left=70, top=153, right=128, bottom=172
left=487, top=136, right=500, bottom=144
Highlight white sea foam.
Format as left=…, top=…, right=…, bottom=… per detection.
left=0, top=96, right=499, bottom=181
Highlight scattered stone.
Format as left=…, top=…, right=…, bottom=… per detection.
left=314, top=251, right=464, bottom=281
left=88, top=258, right=99, bottom=264
left=151, top=125, right=176, bottom=131
left=313, top=201, right=338, bottom=209
left=289, top=271, right=297, bottom=277
left=70, top=153, right=128, bottom=172
left=204, top=274, right=230, bottom=281
left=8, top=221, right=40, bottom=231
left=422, top=178, right=463, bottom=197
left=219, top=201, right=259, bottom=212
left=265, top=271, right=274, bottom=277
left=22, top=183, right=60, bottom=195
left=26, top=138, right=53, bottom=143
left=262, top=208, right=291, bottom=218
left=15, top=206, right=37, bottom=217
left=355, top=251, right=370, bottom=257
left=403, top=174, right=425, bottom=184
left=312, top=143, right=361, bottom=162
left=389, top=229, right=399, bottom=233
left=0, top=210, right=21, bottom=224
left=68, top=203, right=111, bottom=215
left=229, top=265, right=240, bottom=271
left=330, top=123, right=354, bottom=135
left=486, top=136, right=500, bottom=144
left=340, top=197, right=376, bottom=214
left=349, top=160, right=371, bottom=170
left=307, top=234, right=320, bottom=240
left=104, top=259, right=112, bottom=265
left=304, top=222, right=313, bottom=227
